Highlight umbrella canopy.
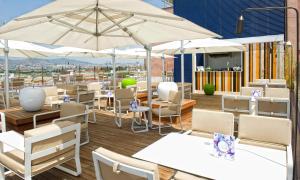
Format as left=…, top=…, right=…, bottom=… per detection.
left=152, top=38, right=244, bottom=54
left=0, top=39, right=61, bottom=58
left=54, top=47, right=174, bottom=59
left=0, top=0, right=220, bottom=50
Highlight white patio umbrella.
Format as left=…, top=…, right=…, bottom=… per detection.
left=0, top=0, right=220, bottom=124
left=55, top=46, right=173, bottom=59
left=0, top=39, right=58, bottom=58
left=152, top=38, right=244, bottom=99
left=0, top=39, right=67, bottom=108
left=152, top=38, right=244, bottom=54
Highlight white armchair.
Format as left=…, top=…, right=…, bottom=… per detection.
left=0, top=121, right=82, bottom=180
left=185, top=109, right=234, bottom=138
left=238, top=115, right=293, bottom=180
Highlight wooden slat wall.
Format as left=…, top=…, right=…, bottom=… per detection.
left=196, top=71, right=242, bottom=92
left=195, top=41, right=284, bottom=92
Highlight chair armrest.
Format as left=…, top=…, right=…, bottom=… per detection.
left=287, top=144, right=293, bottom=180
left=0, top=131, right=25, bottom=152
left=52, top=112, right=88, bottom=123
left=33, top=110, right=60, bottom=128
left=0, top=112, right=6, bottom=132
left=183, top=130, right=192, bottom=135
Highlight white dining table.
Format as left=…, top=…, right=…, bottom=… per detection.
left=133, top=133, right=287, bottom=180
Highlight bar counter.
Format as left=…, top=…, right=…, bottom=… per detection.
left=195, top=71, right=243, bottom=92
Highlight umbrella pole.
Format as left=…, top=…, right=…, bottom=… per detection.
left=146, top=47, right=152, bottom=127
left=180, top=40, right=185, bottom=100
left=162, top=53, right=165, bottom=82
left=112, top=49, right=116, bottom=113
left=4, top=40, right=9, bottom=109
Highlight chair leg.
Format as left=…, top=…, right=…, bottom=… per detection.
left=75, top=155, right=82, bottom=175
left=80, top=130, right=89, bottom=146
left=115, top=111, right=122, bottom=128
left=159, top=116, right=162, bottom=135
left=24, top=177, right=31, bottom=180
left=93, top=111, right=96, bottom=123
left=178, top=116, right=183, bottom=132
left=0, top=165, right=5, bottom=180
left=56, top=157, right=81, bottom=176
left=93, top=153, right=101, bottom=180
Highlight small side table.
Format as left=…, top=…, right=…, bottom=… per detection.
left=130, top=106, right=150, bottom=133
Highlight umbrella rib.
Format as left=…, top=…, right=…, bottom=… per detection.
left=98, top=15, right=133, bottom=35
left=99, top=7, right=183, bottom=21
left=103, top=19, right=146, bottom=35
left=49, top=17, right=94, bottom=35
left=52, top=10, right=95, bottom=44
left=134, top=16, right=220, bottom=37
left=99, top=10, right=147, bottom=47
left=95, top=3, right=99, bottom=51
left=32, top=50, right=48, bottom=57
left=0, top=18, right=56, bottom=35
left=101, top=35, right=130, bottom=38
left=17, top=49, right=32, bottom=58
left=15, top=6, right=95, bottom=21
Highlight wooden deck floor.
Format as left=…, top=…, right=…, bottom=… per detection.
left=6, top=111, right=189, bottom=180
left=5, top=93, right=300, bottom=179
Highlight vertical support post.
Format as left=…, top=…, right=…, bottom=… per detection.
left=112, top=48, right=116, bottom=113
left=146, top=47, right=152, bottom=127
left=180, top=40, right=185, bottom=100
left=41, top=66, right=44, bottom=86
left=161, top=53, right=165, bottom=82
left=4, top=40, right=9, bottom=109
left=192, top=53, right=196, bottom=93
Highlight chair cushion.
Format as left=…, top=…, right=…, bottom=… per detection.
left=265, top=88, right=289, bottom=98
left=238, top=115, right=291, bottom=147
left=24, top=121, right=76, bottom=165
left=152, top=108, right=177, bottom=116
left=257, top=98, right=288, bottom=115
left=78, top=91, right=95, bottom=103
left=43, top=86, right=58, bottom=97
left=174, top=171, right=208, bottom=180
left=95, top=147, right=159, bottom=180
left=60, top=103, right=86, bottom=117
left=223, top=97, right=249, bottom=111
left=190, top=131, right=213, bottom=139
left=239, top=139, right=286, bottom=151
left=115, top=89, right=134, bottom=100
left=0, top=150, right=75, bottom=175
left=192, top=109, right=234, bottom=136
left=240, top=87, right=264, bottom=96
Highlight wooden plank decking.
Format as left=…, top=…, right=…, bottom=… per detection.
left=6, top=111, right=188, bottom=180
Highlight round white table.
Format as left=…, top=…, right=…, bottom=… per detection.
left=130, top=106, right=150, bottom=133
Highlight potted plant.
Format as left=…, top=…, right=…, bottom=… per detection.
left=204, top=84, right=215, bottom=95
left=121, top=78, right=137, bottom=88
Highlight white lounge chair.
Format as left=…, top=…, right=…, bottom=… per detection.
left=92, top=147, right=159, bottom=180
left=0, top=121, right=81, bottom=180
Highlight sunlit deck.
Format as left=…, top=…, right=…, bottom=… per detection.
left=5, top=109, right=191, bottom=180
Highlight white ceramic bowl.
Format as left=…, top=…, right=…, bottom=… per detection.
left=157, top=82, right=178, bottom=101
left=19, top=87, right=45, bottom=111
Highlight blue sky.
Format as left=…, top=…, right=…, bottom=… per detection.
left=0, top=0, right=52, bottom=23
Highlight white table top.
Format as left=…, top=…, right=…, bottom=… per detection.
left=0, top=131, right=24, bottom=152
left=133, top=133, right=287, bottom=180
